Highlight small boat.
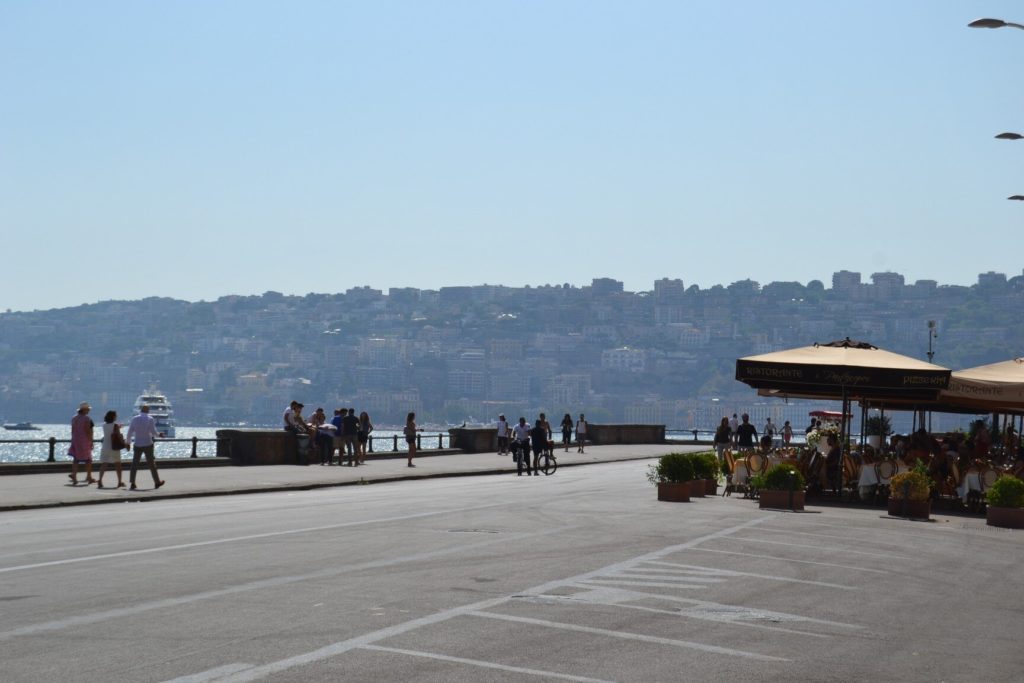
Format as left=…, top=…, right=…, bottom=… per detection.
left=3, top=422, right=41, bottom=431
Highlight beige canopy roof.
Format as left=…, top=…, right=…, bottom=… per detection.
left=736, top=338, right=950, bottom=401
left=940, top=358, right=1024, bottom=411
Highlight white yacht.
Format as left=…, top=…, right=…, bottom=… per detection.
left=134, top=390, right=176, bottom=437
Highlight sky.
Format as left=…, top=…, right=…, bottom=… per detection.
left=2, top=1, right=1023, bottom=312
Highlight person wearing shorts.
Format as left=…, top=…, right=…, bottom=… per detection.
left=404, top=412, right=420, bottom=467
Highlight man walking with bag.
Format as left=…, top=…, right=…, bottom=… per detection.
left=127, top=404, right=165, bottom=490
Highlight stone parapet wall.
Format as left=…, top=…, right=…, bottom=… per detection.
left=216, top=429, right=301, bottom=465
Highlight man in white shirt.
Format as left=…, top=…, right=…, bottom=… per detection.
left=127, top=405, right=164, bottom=490
left=729, top=414, right=739, bottom=446
left=512, top=417, right=533, bottom=476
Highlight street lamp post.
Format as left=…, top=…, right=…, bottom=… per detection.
left=968, top=17, right=1024, bottom=30
left=969, top=18, right=1024, bottom=200
left=926, top=321, right=937, bottom=431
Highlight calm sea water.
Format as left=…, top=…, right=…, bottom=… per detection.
left=0, top=425, right=448, bottom=463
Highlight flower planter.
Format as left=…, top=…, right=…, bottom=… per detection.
left=986, top=506, right=1024, bottom=529
left=657, top=482, right=691, bottom=502
left=759, top=489, right=805, bottom=510
left=704, top=479, right=718, bottom=496
left=688, top=479, right=706, bottom=498
left=866, top=435, right=882, bottom=449
left=888, top=498, right=930, bottom=520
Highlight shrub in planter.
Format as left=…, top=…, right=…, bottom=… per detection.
left=759, top=463, right=806, bottom=510
left=690, top=451, right=720, bottom=494
left=986, top=476, right=1024, bottom=528
left=888, top=470, right=932, bottom=519
left=647, top=453, right=695, bottom=502
left=864, top=415, right=892, bottom=437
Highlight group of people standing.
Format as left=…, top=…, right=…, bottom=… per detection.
left=283, top=401, right=380, bottom=466
left=67, top=401, right=165, bottom=490
left=495, top=413, right=588, bottom=476
left=713, top=413, right=795, bottom=461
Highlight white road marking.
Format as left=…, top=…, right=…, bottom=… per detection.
left=578, top=579, right=711, bottom=589
left=724, top=535, right=910, bottom=560
left=164, top=663, right=254, bottom=683
left=175, top=517, right=774, bottom=681
left=0, top=527, right=566, bottom=642
left=691, top=547, right=889, bottom=573
left=643, top=561, right=857, bottom=589
left=359, top=645, right=616, bottom=683
left=0, top=503, right=504, bottom=574
left=606, top=572, right=726, bottom=583
left=558, top=584, right=862, bottom=630
left=467, top=611, right=789, bottom=662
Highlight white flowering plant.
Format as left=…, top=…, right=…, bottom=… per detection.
left=806, top=423, right=841, bottom=448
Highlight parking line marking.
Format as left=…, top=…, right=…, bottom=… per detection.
left=0, top=527, right=567, bottom=642
left=360, top=645, right=615, bottom=683
left=0, top=504, right=506, bottom=575
left=467, top=610, right=789, bottom=662
left=559, top=584, right=862, bottom=630
left=724, top=535, right=910, bottom=560
left=690, top=548, right=888, bottom=573
left=579, top=579, right=711, bottom=589
left=643, top=561, right=857, bottom=590
left=164, top=663, right=254, bottom=683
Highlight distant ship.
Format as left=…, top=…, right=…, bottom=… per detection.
left=3, top=422, right=41, bottom=431
left=134, top=390, right=176, bottom=437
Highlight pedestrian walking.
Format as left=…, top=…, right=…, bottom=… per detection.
left=357, top=411, right=373, bottom=464
left=496, top=414, right=509, bottom=455
left=782, top=420, right=793, bottom=445
left=575, top=414, right=588, bottom=453
left=127, top=404, right=165, bottom=490
left=404, top=412, right=422, bottom=467
left=729, top=413, right=739, bottom=446
left=560, top=413, right=573, bottom=452
left=713, top=417, right=731, bottom=464
left=68, top=402, right=96, bottom=486
left=97, top=410, right=126, bottom=488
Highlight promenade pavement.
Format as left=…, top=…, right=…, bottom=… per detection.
left=0, top=443, right=702, bottom=512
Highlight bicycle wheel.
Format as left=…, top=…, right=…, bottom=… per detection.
left=539, top=454, right=557, bottom=475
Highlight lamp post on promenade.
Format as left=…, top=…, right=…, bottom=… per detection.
left=926, top=321, right=938, bottom=431
left=969, top=18, right=1023, bottom=201
left=968, top=17, right=1024, bottom=30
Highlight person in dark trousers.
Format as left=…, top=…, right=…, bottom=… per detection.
left=513, top=417, right=533, bottom=476
left=126, top=404, right=165, bottom=490
left=342, top=407, right=360, bottom=466
left=560, top=413, right=573, bottom=452
left=736, top=413, right=758, bottom=451
left=530, top=419, right=548, bottom=472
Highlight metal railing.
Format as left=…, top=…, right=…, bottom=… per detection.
left=0, top=432, right=452, bottom=463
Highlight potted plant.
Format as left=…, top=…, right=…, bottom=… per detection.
left=888, top=469, right=932, bottom=520
left=864, top=415, right=891, bottom=449
left=691, top=451, right=720, bottom=495
left=986, top=475, right=1024, bottom=529
left=647, top=452, right=695, bottom=502
left=758, top=463, right=806, bottom=510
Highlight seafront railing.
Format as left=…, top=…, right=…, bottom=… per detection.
left=0, top=432, right=453, bottom=464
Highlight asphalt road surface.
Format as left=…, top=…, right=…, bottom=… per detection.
left=2, top=460, right=1020, bottom=682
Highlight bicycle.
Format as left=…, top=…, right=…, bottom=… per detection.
left=535, top=450, right=558, bottom=475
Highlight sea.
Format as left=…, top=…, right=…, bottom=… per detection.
left=0, top=425, right=443, bottom=464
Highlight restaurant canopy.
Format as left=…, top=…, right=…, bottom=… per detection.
left=939, top=358, right=1024, bottom=413
left=736, top=338, right=951, bottom=402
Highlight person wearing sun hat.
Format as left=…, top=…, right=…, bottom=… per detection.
left=68, top=402, right=96, bottom=485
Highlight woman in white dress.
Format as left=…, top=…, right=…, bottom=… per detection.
left=97, top=410, right=126, bottom=489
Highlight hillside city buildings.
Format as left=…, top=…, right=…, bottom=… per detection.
left=0, top=270, right=1021, bottom=431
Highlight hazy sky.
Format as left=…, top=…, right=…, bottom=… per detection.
left=3, top=1, right=1022, bottom=311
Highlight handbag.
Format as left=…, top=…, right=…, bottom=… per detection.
left=110, top=425, right=127, bottom=451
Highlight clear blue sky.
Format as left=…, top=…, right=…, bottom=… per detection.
left=2, top=1, right=1022, bottom=311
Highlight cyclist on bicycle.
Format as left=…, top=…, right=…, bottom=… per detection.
left=530, top=419, right=548, bottom=473
left=513, top=417, right=533, bottom=476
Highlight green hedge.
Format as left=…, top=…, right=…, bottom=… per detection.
left=763, top=463, right=805, bottom=491
left=987, top=476, right=1024, bottom=508
left=649, top=452, right=696, bottom=484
